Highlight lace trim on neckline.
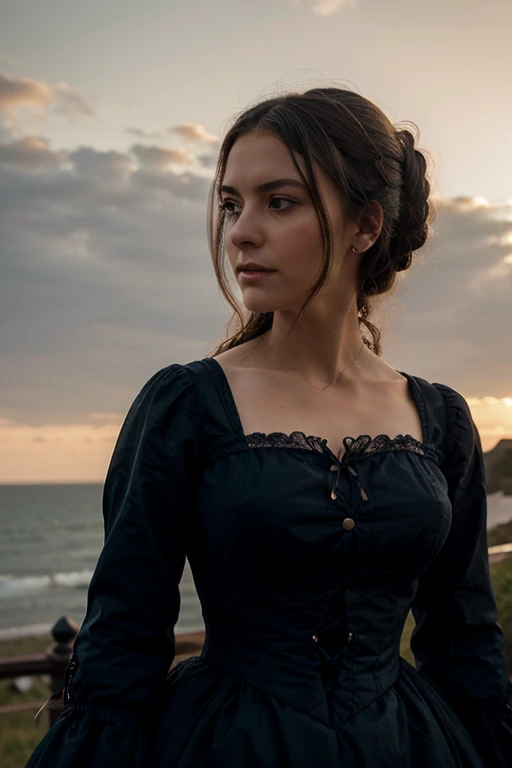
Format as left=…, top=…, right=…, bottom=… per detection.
left=245, top=430, right=434, bottom=462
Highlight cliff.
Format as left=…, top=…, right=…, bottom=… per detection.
left=484, top=439, right=512, bottom=495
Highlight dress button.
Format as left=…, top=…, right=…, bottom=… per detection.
left=347, top=631, right=354, bottom=642
left=329, top=464, right=339, bottom=472
left=312, top=634, right=318, bottom=642
left=342, top=517, right=355, bottom=531
left=331, top=488, right=337, bottom=500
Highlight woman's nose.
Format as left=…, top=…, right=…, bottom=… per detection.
left=227, top=209, right=264, bottom=249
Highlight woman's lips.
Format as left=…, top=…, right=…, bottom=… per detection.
left=238, top=269, right=276, bottom=281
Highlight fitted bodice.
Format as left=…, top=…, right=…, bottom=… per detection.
left=186, top=359, right=453, bottom=727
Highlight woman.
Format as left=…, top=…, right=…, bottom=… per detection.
left=26, top=87, right=512, bottom=767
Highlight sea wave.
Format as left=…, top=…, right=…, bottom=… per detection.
left=0, top=622, right=54, bottom=641
left=0, top=569, right=94, bottom=599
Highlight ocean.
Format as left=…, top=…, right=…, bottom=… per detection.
left=1, top=483, right=512, bottom=642
left=0, top=484, right=203, bottom=641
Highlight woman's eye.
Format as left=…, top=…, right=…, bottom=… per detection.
left=218, top=197, right=296, bottom=216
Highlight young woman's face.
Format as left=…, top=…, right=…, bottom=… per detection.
left=219, top=131, right=358, bottom=315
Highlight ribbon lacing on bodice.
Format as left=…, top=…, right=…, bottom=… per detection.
left=245, top=430, right=437, bottom=682
left=314, top=577, right=349, bottom=682
left=246, top=430, right=435, bottom=462
left=243, top=428, right=440, bottom=687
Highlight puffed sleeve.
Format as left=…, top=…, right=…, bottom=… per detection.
left=410, top=383, right=512, bottom=766
left=25, top=363, right=200, bottom=768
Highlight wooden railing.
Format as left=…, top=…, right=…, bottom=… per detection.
left=1, top=542, right=511, bottom=732
left=0, top=616, right=205, bottom=730
left=488, top=542, right=512, bottom=563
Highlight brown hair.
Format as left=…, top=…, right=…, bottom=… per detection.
left=205, top=87, right=435, bottom=358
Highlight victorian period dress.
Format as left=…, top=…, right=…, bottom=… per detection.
left=26, top=357, right=512, bottom=767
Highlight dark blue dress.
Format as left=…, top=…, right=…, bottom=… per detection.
left=26, top=357, right=512, bottom=767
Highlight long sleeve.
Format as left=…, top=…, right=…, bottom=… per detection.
left=410, top=383, right=512, bottom=766
left=25, top=363, right=200, bottom=768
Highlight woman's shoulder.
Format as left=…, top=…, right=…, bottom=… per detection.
left=136, top=361, right=200, bottom=401
left=409, top=371, right=472, bottom=423
left=154, top=357, right=227, bottom=420
left=129, top=363, right=204, bottom=437
left=136, top=360, right=203, bottom=404
left=407, top=373, right=478, bottom=467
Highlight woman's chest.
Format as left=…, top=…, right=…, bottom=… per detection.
left=194, top=445, right=452, bottom=581
left=215, top=362, right=424, bottom=461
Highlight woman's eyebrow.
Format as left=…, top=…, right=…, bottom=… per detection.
left=219, top=178, right=307, bottom=196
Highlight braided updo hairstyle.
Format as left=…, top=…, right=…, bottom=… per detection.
left=206, top=87, right=435, bottom=358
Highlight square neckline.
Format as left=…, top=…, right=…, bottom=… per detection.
left=201, top=356, right=432, bottom=463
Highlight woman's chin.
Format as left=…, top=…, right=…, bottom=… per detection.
left=241, top=291, right=305, bottom=316
left=239, top=283, right=301, bottom=315
left=240, top=294, right=278, bottom=314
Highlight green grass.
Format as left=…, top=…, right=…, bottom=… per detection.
left=2, top=557, right=512, bottom=767
left=488, top=519, right=512, bottom=547
left=0, top=635, right=53, bottom=768
left=399, top=559, right=512, bottom=669
left=489, top=558, right=512, bottom=669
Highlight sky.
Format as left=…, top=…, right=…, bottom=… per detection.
left=0, top=0, right=511, bottom=483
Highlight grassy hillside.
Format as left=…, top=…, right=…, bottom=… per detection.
left=488, top=519, right=512, bottom=547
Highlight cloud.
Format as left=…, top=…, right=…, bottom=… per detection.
left=381, top=193, right=512, bottom=393
left=51, top=81, right=96, bottom=119
left=125, top=127, right=168, bottom=139
left=131, top=143, right=192, bottom=170
left=0, top=135, right=66, bottom=171
left=464, top=396, right=512, bottom=444
left=68, top=146, right=134, bottom=182
left=289, top=0, right=357, bottom=15
left=0, top=71, right=96, bottom=127
left=0, top=118, right=511, bottom=479
left=126, top=122, right=220, bottom=148
left=0, top=420, right=122, bottom=484
left=0, top=130, right=222, bottom=440
left=168, top=122, right=219, bottom=144
left=122, top=123, right=220, bottom=172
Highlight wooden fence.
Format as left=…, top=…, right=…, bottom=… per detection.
left=0, top=617, right=205, bottom=730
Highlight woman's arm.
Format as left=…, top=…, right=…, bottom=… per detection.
left=410, top=383, right=512, bottom=766
left=25, top=363, right=200, bottom=768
